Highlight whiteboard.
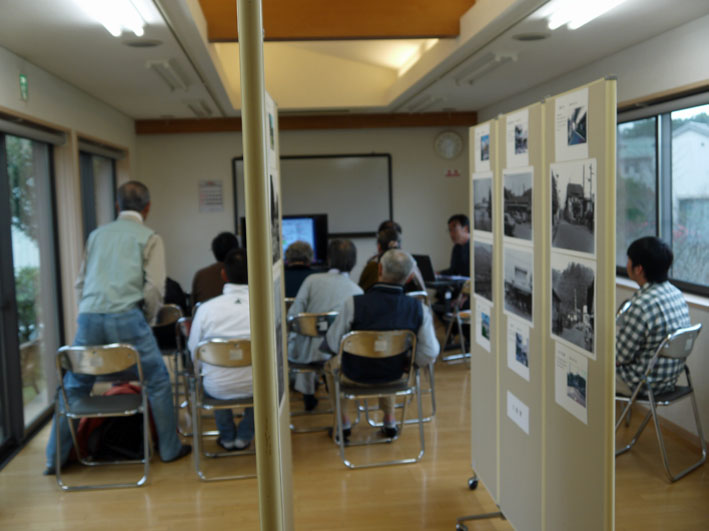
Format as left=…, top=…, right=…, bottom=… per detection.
left=234, top=154, right=392, bottom=236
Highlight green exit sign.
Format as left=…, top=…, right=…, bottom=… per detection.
left=19, top=73, right=28, bottom=101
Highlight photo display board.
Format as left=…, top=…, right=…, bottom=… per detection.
left=467, top=78, right=616, bottom=531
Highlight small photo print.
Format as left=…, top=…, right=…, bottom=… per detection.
left=555, top=342, right=588, bottom=424
left=515, top=124, right=528, bottom=154
left=555, top=87, right=588, bottom=161
left=473, top=176, right=493, bottom=232
left=503, top=169, right=533, bottom=241
left=567, top=105, right=587, bottom=147
left=475, top=298, right=492, bottom=353
left=481, top=134, right=490, bottom=161
left=567, top=368, right=587, bottom=407
left=474, top=239, right=493, bottom=301
left=515, top=331, right=529, bottom=367
left=507, top=316, right=530, bottom=382
left=551, top=252, right=595, bottom=357
left=504, top=245, right=533, bottom=323
left=551, top=159, right=596, bottom=255
left=482, top=312, right=490, bottom=341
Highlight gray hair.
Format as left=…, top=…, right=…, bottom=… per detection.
left=117, top=181, right=150, bottom=212
left=379, top=249, right=415, bottom=284
left=285, top=240, right=313, bottom=264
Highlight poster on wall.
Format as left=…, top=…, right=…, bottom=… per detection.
left=507, top=316, right=530, bottom=381
left=474, top=123, right=491, bottom=172
left=555, top=87, right=589, bottom=162
left=473, top=237, right=493, bottom=302
left=475, top=297, right=493, bottom=352
left=506, top=109, right=529, bottom=168
left=503, top=167, right=533, bottom=242
left=507, top=391, right=530, bottom=435
left=473, top=171, right=493, bottom=234
left=551, top=158, right=596, bottom=256
left=199, top=179, right=224, bottom=213
left=554, top=341, right=588, bottom=424
left=503, top=243, right=533, bottom=324
left=550, top=252, right=596, bottom=359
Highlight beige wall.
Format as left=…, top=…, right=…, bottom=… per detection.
left=136, top=126, right=470, bottom=290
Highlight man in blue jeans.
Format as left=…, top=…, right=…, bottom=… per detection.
left=187, top=248, right=254, bottom=450
left=44, top=181, right=190, bottom=474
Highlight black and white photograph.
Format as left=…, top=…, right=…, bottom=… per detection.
left=566, top=369, right=587, bottom=408
left=551, top=159, right=596, bottom=255
left=504, top=245, right=533, bottom=323
left=270, top=173, right=282, bottom=264
left=515, top=332, right=529, bottom=368
left=503, top=169, right=533, bottom=240
left=473, top=177, right=493, bottom=232
left=551, top=252, right=595, bottom=356
left=474, top=239, right=492, bottom=301
left=515, top=125, right=528, bottom=154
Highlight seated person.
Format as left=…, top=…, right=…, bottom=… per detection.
left=439, top=214, right=470, bottom=277
left=188, top=248, right=254, bottom=451
left=616, top=237, right=690, bottom=396
left=324, top=249, right=440, bottom=439
left=191, top=232, right=239, bottom=305
left=284, top=240, right=315, bottom=298
left=359, top=228, right=425, bottom=293
left=365, top=220, right=402, bottom=262
left=287, top=239, right=363, bottom=410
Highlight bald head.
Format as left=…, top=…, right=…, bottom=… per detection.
left=379, top=249, right=415, bottom=285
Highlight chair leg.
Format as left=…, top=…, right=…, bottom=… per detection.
left=616, top=408, right=652, bottom=457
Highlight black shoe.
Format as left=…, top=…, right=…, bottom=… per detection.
left=381, top=425, right=398, bottom=438
left=43, top=465, right=56, bottom=476
left=162, top=444, right=192, bottom=462
left=328, top=426, right=351, bottom=444
left=303, top=394, right=318, bottom=411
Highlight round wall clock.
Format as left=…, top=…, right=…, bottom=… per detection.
left=434, top=130, right=464, bottom=159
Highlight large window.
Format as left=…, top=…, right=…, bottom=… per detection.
left=79, top=150, right=116, bottom=239
left=617, top=97, right=709, bottom=295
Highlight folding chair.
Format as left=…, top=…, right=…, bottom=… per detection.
left=288, top=311, right=338, bottom=433
left=54, top=344, right=150, bottom=491
left=615, top=323, right=706, bottom=482
left=333, top=329, right=425, bottom=469
left=174, top=315, right=197, bottom=437
left=190, top=338, right=256, bottom=481
left=441, top=280, right=472, bottom=363
left=152, top=304, right=184, bottom=409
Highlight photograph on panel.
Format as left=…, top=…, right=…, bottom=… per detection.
left=555, top=87, right=589, bottom=162
left=474, top=123, right=491, bottom=172
left=270, top=173, right=282, bottom=264
left=551, top=158, right=596, bottom=255
left=506, top=109, right=529, bottom=169
left=481, top=133, right=490, bottom=161
left=554, top=342, right=588, bottom=424
left=273, top=274, right=286, bottom=405
left=473, top=239, right=493, bottom=301
left=503, top=244, right=533, bottom=323
left=506, top=316, right=530, bottom=381
left=475, top=298, right=492, bottom=352
left=503, top=168, right=533, bottom=240
left=473, top=175, right=493, bottom=232
left=551, top=252, right=595, bottom=357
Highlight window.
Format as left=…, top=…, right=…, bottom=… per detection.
left=79, top=151, right=116, bottom=239
left=617, top=97, right=709, bottom=295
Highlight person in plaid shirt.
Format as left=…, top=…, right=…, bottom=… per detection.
left=616, top=237, right=690, bottom=395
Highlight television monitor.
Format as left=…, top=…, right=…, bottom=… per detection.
left=240, top=213, right=328, bottom=264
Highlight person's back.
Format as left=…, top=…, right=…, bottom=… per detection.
left=616, top=237, right=691, bottom=394
left=284, top=240, right=315, bottom=298
left=192, top=231, right=239, bottom=305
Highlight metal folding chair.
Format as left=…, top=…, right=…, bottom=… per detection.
left=54, top=344, right=150, bottom=491
left=333, top=329, right=425, bottom=469
left=441, top=280, right=472, bottom=363
left=190, top=337, right=256, bottom=481
left=287, top=311, right=338, bottom=432
left=615, top=323, right=706, bottom=482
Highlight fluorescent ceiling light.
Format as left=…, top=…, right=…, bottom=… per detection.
left=74, top=0, right=146, bottom=37
left=540, top=0, right=628, bottom=31
left=454, top=52, right=517, bottom=86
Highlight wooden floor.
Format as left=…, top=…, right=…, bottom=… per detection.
left=1, top=358, right=707, bottom=530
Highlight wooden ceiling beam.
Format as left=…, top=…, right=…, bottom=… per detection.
left=135, top=112, right=478, bottom=135
left=198, top=0, right=476, bottom=41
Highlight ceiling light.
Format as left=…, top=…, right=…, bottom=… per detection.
left=540, top=0, right=628, bottom=31
left=74, top=0, right=146, bottom=37
left=454, top=52, right=517, bottom=86
left=147, top=59, right=191, bottom=91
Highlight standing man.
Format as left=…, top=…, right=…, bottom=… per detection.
left=45, top=181, right=190, bottom=474
left=440, top=214, right=471, bottom=277
left=616, top=237, right=691, bottom=395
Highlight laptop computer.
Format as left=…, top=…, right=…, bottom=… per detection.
left=412, top=254, right=437, bottom=283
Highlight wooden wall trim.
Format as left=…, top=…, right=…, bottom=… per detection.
left=135, top=112, right=478, bottom=135
left=618, top=80, right=709, bottom=113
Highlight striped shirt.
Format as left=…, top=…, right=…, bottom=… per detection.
left=616, top=281, right=690, bottom=394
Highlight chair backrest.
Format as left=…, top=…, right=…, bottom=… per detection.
left=285, top=297, right=295, bottom=313
left=656, top=323, right=702, bottom=361
left=616, top=299, right=632, bottom=325
left=338, top=330, right=416, bottom=360
left=194, top=338, right=252, bottom=369
left=461, top=280, right=471, bottom=296
left=154, top=303, right=183, bottom=327
left=57, top=344, right=141, bottom=378
left=288, top=312, right=338, bottom=337
left=406, top=290, right=430, bottom=308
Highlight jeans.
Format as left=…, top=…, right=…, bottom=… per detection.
left=204, top=390, right=254, bottom=443
left=45, top=308, right=183, bottom=466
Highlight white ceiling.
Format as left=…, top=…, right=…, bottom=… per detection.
left=0, top=0, right=707, bottom=119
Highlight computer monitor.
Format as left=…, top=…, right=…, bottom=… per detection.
left=240, top=213, right=328, bottom=264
